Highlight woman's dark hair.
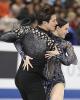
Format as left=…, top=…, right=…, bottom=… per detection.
left=57, top=18, right=68, bottom=27
left=36, top=4, right=55, bottom=25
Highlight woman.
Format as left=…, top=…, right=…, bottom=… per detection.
left=44, top=18, right=78, bottom=100
left=0, top=6, right=59, bottom=100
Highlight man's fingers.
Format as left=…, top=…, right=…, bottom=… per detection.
left=45, top=54, right=50, bottom=56
left=46, top=51, right=51, bottom=53
left=45, top=55, right=50, bottom=58
left=45, top=55, right=51, bottom=58
left=54, top=45, right=57, bottom=50
left=45, top=54, right=52, bottom=57
left=47, top=56, right=52, bottom=59
left=45, top=53, right=57, bottom=58
left=46, top=51, right=55, bottom=55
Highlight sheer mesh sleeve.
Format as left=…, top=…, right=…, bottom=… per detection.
left=56, top=41, right=78, bottom=65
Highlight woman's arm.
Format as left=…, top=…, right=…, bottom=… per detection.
left=46, top=41, right=78, bottom=66
left=55, top=41, right=78, bottom=66
left=14, top=41, right=33, bottom=71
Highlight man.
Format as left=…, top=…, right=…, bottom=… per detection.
left=0, top=5, right=58, bottom=100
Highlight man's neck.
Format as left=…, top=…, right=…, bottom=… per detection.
left=38, top=25, right=48, bottom=32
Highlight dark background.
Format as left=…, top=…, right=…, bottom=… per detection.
left=0, top=51, right=18, bottom=78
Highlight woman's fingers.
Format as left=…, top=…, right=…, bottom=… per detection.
left=22, top=56, right=33, bottom=71
left=27, top=64, right=29, bottom=71
left=29, top=62, right=33, bottom=68
left=23, top=60, right=33, bottom=71
left=29, top=57, right=33, bottom=60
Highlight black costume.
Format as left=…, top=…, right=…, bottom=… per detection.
left=0, top=26, right=57, bottom=100
left=43, top=34, right=77, bottom=100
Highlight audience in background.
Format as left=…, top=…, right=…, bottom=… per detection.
left=0, top=0, right=80, bottom=45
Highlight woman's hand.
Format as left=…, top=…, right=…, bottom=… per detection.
left=22, top=56, right=33, bottom=71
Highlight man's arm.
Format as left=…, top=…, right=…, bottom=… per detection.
left=0, top=24, right=28, bottom=42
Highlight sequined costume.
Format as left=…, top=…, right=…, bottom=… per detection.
left=0, top=26, right=57, bottom=100
left=43, top=34, right=77, bottom=100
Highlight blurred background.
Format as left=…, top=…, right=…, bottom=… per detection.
left=0, top=0, right=80, bottom=100
left=0, top=0, right=80, bottom=45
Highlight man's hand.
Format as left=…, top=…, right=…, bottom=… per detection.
left=22, top=56, right=33, bottom=71
left=45, top=46, right=60, bottom=59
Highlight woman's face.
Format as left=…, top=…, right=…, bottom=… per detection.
left=58, top=23, right=69, bottom=38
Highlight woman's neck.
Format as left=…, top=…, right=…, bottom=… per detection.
left=53, top=30, right=59, bottom=37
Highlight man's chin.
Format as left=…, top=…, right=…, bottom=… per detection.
left=51, top=28, right=56, bottom=32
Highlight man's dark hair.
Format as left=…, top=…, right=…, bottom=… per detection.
left=21, top=14, right=37, bottom=26
left=36, top=4, right=55, bottom=25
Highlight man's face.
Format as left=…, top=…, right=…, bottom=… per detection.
left=48, top=15, right=58, bottom=32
